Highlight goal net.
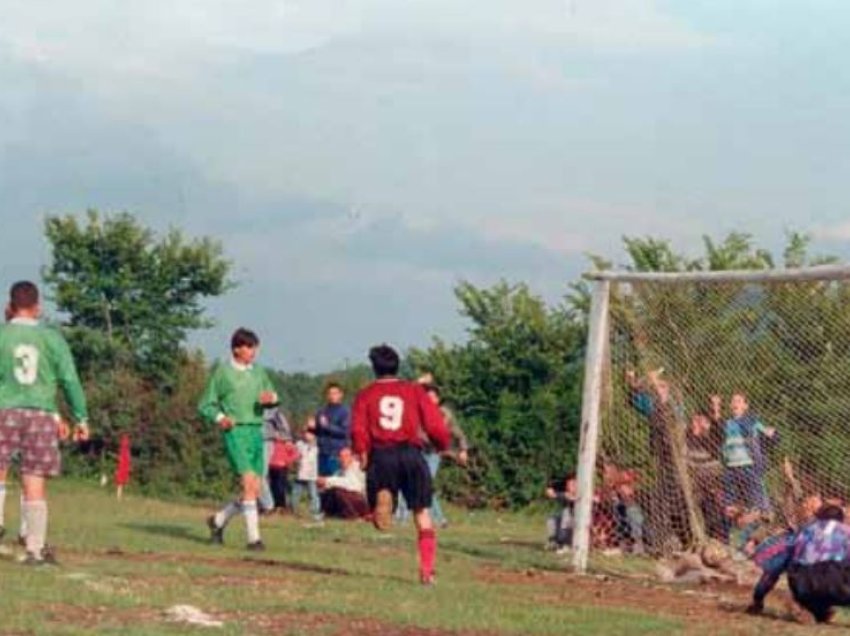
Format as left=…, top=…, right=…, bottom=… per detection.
left=573, top=267, right=850, bottom=569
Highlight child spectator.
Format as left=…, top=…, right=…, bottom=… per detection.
left=612, top=470, right=646, bottom=555
left=198, top=327, right=279, bottom=551
left=545, top=473, right=577, bottom=552
left=267, top=431, right=298, bottom=512
left=291, top=428, right=321, bottom=521
left=317, top=447, right=369, bottom=520
left=115, top=434, right=131, bottom=500
left=686, top=406, right=725, bottom=539
left=259, top=407, right=293, bottom=513
left=722, top=392, right=776, bottom=515
left=314, top=383, right=351, bottom=477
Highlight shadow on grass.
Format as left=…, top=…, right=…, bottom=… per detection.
left=120, top=522, right=210, bottom=546
left=243, top=557, right=352, bottom=577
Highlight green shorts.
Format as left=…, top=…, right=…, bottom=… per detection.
left=223, top=425, right=264, bottom=476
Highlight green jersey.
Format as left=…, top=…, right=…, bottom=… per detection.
left=198, top=360, right=277, bottom=426
left=0, top=318, right=88, bottom=422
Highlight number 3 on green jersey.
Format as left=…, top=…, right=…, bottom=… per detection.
left=13, top=344, right=39, bottom=385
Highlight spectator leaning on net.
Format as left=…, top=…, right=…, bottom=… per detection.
left=625, top=367, right=688, bottom=553
left=722, top=392, right=776, bottom=515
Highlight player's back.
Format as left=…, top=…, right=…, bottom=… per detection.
left=352, top=379, right=430, bottom=450
left=0, top=320, right=67, bottom=412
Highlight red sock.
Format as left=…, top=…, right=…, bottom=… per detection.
left=418, top=528, right=437, bottom=578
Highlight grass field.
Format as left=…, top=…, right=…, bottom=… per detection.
left=0, top=481, right=842, bottom=635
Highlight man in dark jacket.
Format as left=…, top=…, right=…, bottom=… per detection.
left=314, top=383, right=351, bottom=477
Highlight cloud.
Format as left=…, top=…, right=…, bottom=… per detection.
left=811, top=222, right=850, bottom=243
left=0, top=0, right=713, bottom=83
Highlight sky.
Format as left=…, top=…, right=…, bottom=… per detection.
left=1, top=0, right=850, bottom=371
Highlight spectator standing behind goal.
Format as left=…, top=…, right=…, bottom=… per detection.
left=722, top=392, right=776, bottom=515
left=314, top=383, right=351, bottom=478
left=626, top=368, right=688, bottom=553
left=686, top=398, right=725, bottom=539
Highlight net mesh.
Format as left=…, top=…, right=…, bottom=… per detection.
left=593, top=274, right=850, bottom=557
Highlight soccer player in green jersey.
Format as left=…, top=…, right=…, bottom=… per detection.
left=0, top=281, right=89, bottom=564
left=198, top=328, right=279, bottom=551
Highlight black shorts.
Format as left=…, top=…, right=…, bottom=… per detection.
left=367, top=445, right=432, bottom=512
left=788, top=562, right=850, bottom=619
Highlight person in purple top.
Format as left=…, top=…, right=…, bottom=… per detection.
left=748, top=504, right=850, bottom=623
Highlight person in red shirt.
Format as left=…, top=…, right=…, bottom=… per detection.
left=115, top=434, right=131, bottom=500
left=352, top=344, right=450, bottom=585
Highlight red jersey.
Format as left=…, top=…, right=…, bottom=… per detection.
left=352, top=378, right=451, bottom=455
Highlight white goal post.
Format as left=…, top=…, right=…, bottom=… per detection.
left=572, top=265, right=850, bottom=573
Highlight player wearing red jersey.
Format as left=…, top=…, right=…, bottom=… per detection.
left=352, top=344, right=450, bottom=585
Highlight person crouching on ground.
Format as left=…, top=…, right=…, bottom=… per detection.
left=317, top=447, right=369, bottom=520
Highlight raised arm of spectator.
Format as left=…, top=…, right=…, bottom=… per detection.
left=419, top=387, right=451, bottom=452
left=625, top=370, right=653, bottom=417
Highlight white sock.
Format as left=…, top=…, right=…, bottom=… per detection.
left=214, top=500, right=242, bottom=528
left=19, top=493, right=28, bottom=538
left=23, top=500, right=47, bottom=557
left=0, top=482, right=6, bottom=526
left=243, top=500, right=260, bottom=544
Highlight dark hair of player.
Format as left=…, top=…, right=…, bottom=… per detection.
left=231, top=327, right=260, bottom=350
left=9, top=281, right=39, bottom=311
left=816, top=504, right=846, bottom=522
left=325, top=381, right=343, bottom=393
left=368, top=344, right=399, bottom=377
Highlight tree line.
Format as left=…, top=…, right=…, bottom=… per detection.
left=40, top=211, right=832, bottom=507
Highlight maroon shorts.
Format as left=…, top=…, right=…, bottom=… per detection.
left=0, top=409, right=62, bottom=477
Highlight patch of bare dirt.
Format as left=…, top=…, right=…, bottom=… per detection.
left=476, top=566, right=839, bottom=634
left=227, top=610, right=500, bottom=636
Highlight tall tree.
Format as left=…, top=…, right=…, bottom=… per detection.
left=410, top=281, right=585, bottom=506
left=43, top=210, right=233, bottom=383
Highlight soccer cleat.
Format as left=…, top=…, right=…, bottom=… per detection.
left=420, top=572, right=436, bottom=586
left=41, top=544, right=58, bottom=565
left=20, top=552, right=47, bottom=567
left=373, top=489, right=393, bottom=532
left=17, top=534, right=26, bottom=548
left=206, top=515, right=224, bottom=545
left=246, top=540, right=265, bottom=552
left=0, top=525, right=5, bottom=541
